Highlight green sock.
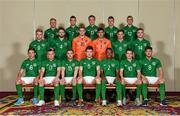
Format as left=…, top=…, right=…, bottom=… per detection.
left=95, top=84, right=101, bottom=100
left=159, top=83, right=165, bottom=101
left=101, top=80, right=106, bottom=100
left=33, top=85, right=38, bottom=98
left=39, top=86, right=44, bottom=100
left=54, top=85, right=59, bottom=100
left=72, top=85, right=76, bottom=100
left=122, top=85, right=126, bottom=99
left=116, top=80, right=122, bottom=100
left=16, top=84, right=23, bottom=98
left=136, top=84, right=142, bottom=99
left=142, top=83, right=148, bottom=100
left=59, top=85, right=65, bottom=100
left=77, top=84, right=83, bottom=100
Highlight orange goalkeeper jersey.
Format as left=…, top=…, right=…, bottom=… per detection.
left=92, top=38, right=112, bottom=61
left=72, top=35, right=92, bottom=61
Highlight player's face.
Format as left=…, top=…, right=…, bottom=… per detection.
left=126, top=51, right=133, bottom=59
left=98, top=30, right=104, bottom=38
left=89, top=17, right=95, bottom=25
left=137, top=30, right=144, bottom=38
left=50, top=20, right=56, bottom=28
left=79, top=28, right=86, bottom=36
left=86, top=49, right=93, bottom=58
left=58, top=29, right=65, bottom=38
left=145, top=49, right=152, bottom=57
left=127, top=17, right=133, bottom=25
left=67, top=50, right=74, bottom=59
left=28, top=50, right=35, bottom=59
left=36, top=31, right=43, bottom=40
left=70, top=18, right=76, bottom=26
left=108, top=18, right=114, bottom=27
left=106, top=49, right=113, bottom=59
left=117, top=31, right=124, bottom=40
left=47, top=51, right=55, bottom=60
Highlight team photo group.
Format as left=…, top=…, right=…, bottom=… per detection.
left=14, top=15, right=167, bottom=107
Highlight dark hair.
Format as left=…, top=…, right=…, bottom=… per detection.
left=137, top=28, right=144, bottom=32
left=126, top=48, right=133, bottom=53
left=108, top=16, right=114, bottom=20
left=50, top=18, right=56, bottom=22
left=79, top=25, right=86, bottom=30
left=67, top=49, right=74, bottom=53
left=106, top=48, right=113, bottom=52
left=127, top=15, right=133, bottom=19
left=97, top=27, right=104, bottom=32
left=86, top=46, right=93, bottom=51
left=48, top=48, right=55, bottom=52
left=88, top=15, right=95, bottom=20
left=36, top=28, right=43, bottom=33
left=145, top=46, right=152, bottom=51
left=28, top=48, right=35, bottom=53
left=58, top=27, right=65, bottom=32
left=117, top=29, right=124, bottom=34
left=70, top=16, right=76, bottom=20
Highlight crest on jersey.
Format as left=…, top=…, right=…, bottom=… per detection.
left=111, top=64, right=115, bottom=67
left=152, top=62, right=156, bottom=66
left=143, top=43, right=147, bottom=46
left=64, top=43, right=67, bottom=46
left=72, top=63, right=75, bottom=67
left=92, top=61, right=96, bottom=65
left=33, top=63, right=37, bottom=67
left=42, top=44, right=45, bottom=47
left=133, top=63, right=136, bottom=67
left=53, top=63, right=56, bottom=67
left=124, top=44, right=127, bottom=47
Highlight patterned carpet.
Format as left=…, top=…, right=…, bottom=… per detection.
left=0, top=95, right=180, bottom=115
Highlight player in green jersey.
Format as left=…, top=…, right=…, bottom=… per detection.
left=132, top=28, right=151, bottom=60
left=36, top=48, right=61, bottom=106
left=66, top=16, right=79, bottom=42
left=140, top=46, right=167, bottom=106
left=14, top=48, right=40, bottom=105
left=120, top=49, right=142, bottom=106
left=86, top=15, right=98, bottom=40
left=105, top=16, right=119, bottom=42
left=123, top=16, right=138, bottom=42
left=77, top=46, right=101, bottom=106
left=112, top=30, right=131, bottom=61
left=60, top=49, right=79, bottom=105
left=44, top=18, right=58, bottom=42
left=50, top=27, right=71, bottom=60
left=29, top=28, right=49, bottom=61
left=100, top=48, right=122, bottom=106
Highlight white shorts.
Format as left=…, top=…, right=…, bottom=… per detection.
left=44, top=77, right=56, bottom=84
left=65, top=77, right=73, bottom=84
left=146, top=76, right=158, bottom=84
left=21, top=77, right=36, bottom=84
left=106, top=76, right=115, bottom=84
left=124, top=77, right=137, bottom=84
left=83, top=76, right=95, bottom=84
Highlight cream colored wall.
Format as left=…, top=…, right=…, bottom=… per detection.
left=0, top=0, right=179, bottom=91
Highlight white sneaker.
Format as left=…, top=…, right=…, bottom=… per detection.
left=123, top=98, right=126, bottom=105
left=102, top=100, right=107, bottom=106
left=36, top=100, right=45, bottom=106
left=117, top=100, right=122, bottom=107
left=54, top=100, right=59, bottom=106
left=135, top=98, right=142, bottom=106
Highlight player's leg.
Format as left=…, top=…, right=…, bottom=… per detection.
left=95, top=77, right=101, bottom=104
left=33, top=77, right=39, bottom=104
left=121, top=78, right=127, bottom=105
left=115, top=79, right=122, bottom=106
left=14, top=78, right=24, bottom=105
left=53, top=77, right=60, bottom=106
left=77, top=77, right=83, bottom=106
left=135, top=78, right=142, bottom=106
left=59, top=78, right=65, bottom=105
left=101, top=78, right=107, bottom=106
left=70, top=77, right=77, bottom=105
left=141, top=77, right=148, bottom=106
left=158, top=78, right=167, bottom=106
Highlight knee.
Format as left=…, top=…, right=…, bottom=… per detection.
left=39, top=78, right=44, bottom=86
left=77, top=77, right=82, bottom=84
left=96, top=78, right=101, bottom=84
left=15, top=79, right=21, bottom=85
left=159, top=78, right=165, bottom=84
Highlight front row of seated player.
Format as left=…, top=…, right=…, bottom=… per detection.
left=14, top=46, right=167, bottom=107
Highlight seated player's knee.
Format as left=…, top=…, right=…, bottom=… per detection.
left=39, top=78, right=44, bottom=86
left=159, top=78, right=165, bottom=84
left=33, top=78, right=39, bottom=85
left=136, top=79, right=142, bottom=85
left=96, top=78, right=101, bottom=84
left=72, top=79, right=76, bottom=86
left=54, top=78, right=60, bottom=85
left=15, top=79, right=21, bottom=85
left=77, top=77, right=82, bottom=84
left=142, top=77, right=148, bottom=84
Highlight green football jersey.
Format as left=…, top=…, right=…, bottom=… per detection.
left=62, top=59, right=79, bottom=77
left=44, top=28, right=58, bottom=40
left=140, top=57, right=162, bottom=77
left=21, top=58, right=40, bottom=77
left=50, top=37, right=71, bottom=60
left=100, top=59, right=119, bottom=77
left=112, top=39, right=131, bottom=61
left=66, top=26, right=79, bottom=42
left=29, top=40, right=49, bottom=61
left=86, top=25, right=98, bottom=40
left=80, top=58, right=99, bottom=77
left=123, top=25, right=138, bottom=42
left=120, top=59, right=141, bottom=77
left=41, top=59, right=60, bottom=77
left=132, top=38, right=151, bottom=60
left=105, top=26, right=119, bottom=42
